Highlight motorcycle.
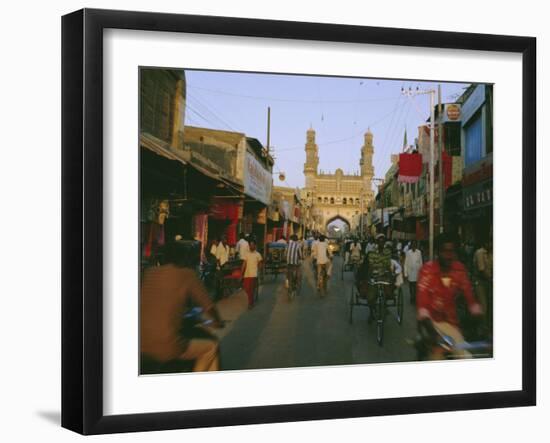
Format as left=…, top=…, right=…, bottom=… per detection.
left=140, top=306, right=222, bottom=375
left=414, top=318, right=492, bottom=360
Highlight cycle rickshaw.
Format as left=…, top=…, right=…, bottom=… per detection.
left=341, top=255, right=362, bottom=280
left=349, top=270, right=404, bottom=346
left=219, top=259, right=244, bottom=298
left=262, top=242, right=287, bottom=281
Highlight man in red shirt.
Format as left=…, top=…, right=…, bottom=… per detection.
left=416, top=233, right=483, bottom=358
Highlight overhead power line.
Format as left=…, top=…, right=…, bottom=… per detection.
left=187, top=83, right=403, bottom=104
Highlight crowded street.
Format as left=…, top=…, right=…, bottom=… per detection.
left=218, top=255, right=417, bottom=371
left=139, top=68, right=494, bottom=375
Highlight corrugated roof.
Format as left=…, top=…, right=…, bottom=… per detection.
left=140, top=133, right=187, bottom=164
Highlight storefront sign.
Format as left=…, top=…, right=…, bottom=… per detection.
left=445, top=104, right=461, bottom=121
left=244, top=152, right=273, bottom=205
left=463, top=179, right=492, bottom=211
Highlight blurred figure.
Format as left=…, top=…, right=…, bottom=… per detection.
left=235, top=232, right=249, bottom=259
left=312, top=234, right=332, bottom=292
left=473, top=239, right=493, bottom=332
left=416, top=233, right=483, bottom=359
left=140, top=241, right=224, bottom=372
left=211, top=236, right=230, bottom=300
left=349, top=237, right=362, bottom=265
left=311, top=232, right=320, bottom=274
left=391, top=251, right=404, bottom=289
left=241, top=240, right=263, bottom=309
left=286, top=234, right=303, bottom=294
left=404, top=240, right=423, bottom=304
left=357, top=233, right=393, bottom=322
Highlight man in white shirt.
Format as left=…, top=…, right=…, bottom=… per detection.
left=404, top=240, right=423, bottom=304
left=241, top=240, right=263, bottom=309
left=210, top=236, right=229, bottom=268
left=211, top=236, right=230, bottom=300
left=235, top=232, right=249, bottom=259
left=349, top=238, right=362, bottom=265
left=312, top=234, right=332, bottom=292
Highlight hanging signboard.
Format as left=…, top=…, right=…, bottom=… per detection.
left=243, top=152, right=273, bottom=205
left=444, top=103, right=461, bottom=122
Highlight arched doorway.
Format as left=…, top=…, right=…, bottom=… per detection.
left=326, top=215, right=351, bottom=238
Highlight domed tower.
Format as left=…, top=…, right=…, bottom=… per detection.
left=360, top=129, right=375, bottom=199
left=304, top=127, right=319, bottom=189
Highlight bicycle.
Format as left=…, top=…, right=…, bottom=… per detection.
left=370, top=273, right=393, bottom=346
left=287, top=264, right=301, bottom=301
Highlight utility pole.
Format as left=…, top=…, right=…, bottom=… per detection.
left=402, top=86, right=439, bottom=259
left=380, top=183, right=385, bottom=237
left=267, top=106, right=271, bottom=153
left=438, top=84, right=444, bottom=235
left=264, top=106, right=271, bottom=251
left=429, top=90, right=435, bottom=260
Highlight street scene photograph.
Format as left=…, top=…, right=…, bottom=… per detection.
left=139, top=68, right=493, bottom=375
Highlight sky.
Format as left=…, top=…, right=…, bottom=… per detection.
left=184, top=70, right=470, bottom=190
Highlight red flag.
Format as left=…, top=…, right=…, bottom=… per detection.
left=398, top=153, right=423, bottom=183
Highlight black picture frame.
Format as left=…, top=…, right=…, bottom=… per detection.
left=62, top=8, right=536, bottom=435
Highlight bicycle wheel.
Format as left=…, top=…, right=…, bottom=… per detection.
left=397, top=287, right=404, bottom=325
left=376, top=290, right=385, bottom=346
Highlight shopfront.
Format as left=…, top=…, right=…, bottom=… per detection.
left=242, top=148, right=273, bottom=252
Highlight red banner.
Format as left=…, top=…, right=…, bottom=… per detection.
left=398, top=153, right=423, bottom=183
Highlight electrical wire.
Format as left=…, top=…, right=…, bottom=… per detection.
left=187, top=83, right=403, bottom=104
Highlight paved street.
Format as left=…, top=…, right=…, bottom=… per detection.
left=219, top=255, right=418, bottom=371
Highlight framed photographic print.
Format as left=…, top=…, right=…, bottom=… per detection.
left=62, top=8, right=536, bottom=435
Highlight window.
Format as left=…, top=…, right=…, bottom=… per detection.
left=324, top=197, right=328, bottom=204
left=343, top=198, right=347, bottom=205
left=464, top=112, right=483, bottom=166
left=318, top=197, right=322, bottom=203
left=330, top=197, right=335, bottom=204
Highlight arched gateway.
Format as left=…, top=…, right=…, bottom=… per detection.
left=302, top=127, right=376, bottom=233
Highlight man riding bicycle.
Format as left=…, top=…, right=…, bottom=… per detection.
left=286, top=234, right=303, bottom=296
left=356, top=233, right=393, bottom=322
left=416, top=233, right=483, bottom=359
left=311, top=234, right=332, bottom=293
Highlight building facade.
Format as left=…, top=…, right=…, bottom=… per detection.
left=302, top=127, right=375, bottom=232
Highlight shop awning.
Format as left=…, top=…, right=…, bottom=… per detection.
left=141, top=132, right=244, bottom=196
left=140, top=133, right=187, bottom=165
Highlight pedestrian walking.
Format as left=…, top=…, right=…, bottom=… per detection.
left=235, top=232, right=249, bottom=259
left=241, top=240, right=263, bottom=309
left=473, top=239, right=493, bottom=332
left=404, top=240, right=423, bottom=304
left=211, top=236, right=230, bottom=300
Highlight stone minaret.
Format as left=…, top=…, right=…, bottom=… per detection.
left=303, top=127, right=319, bottom=189
left=360, top=129, right=375, bottom=198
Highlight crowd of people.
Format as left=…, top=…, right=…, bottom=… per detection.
left=139, top=227, right=493, bottom=373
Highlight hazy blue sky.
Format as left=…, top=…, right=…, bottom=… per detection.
left=185, top=70, right=470, bottom=190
